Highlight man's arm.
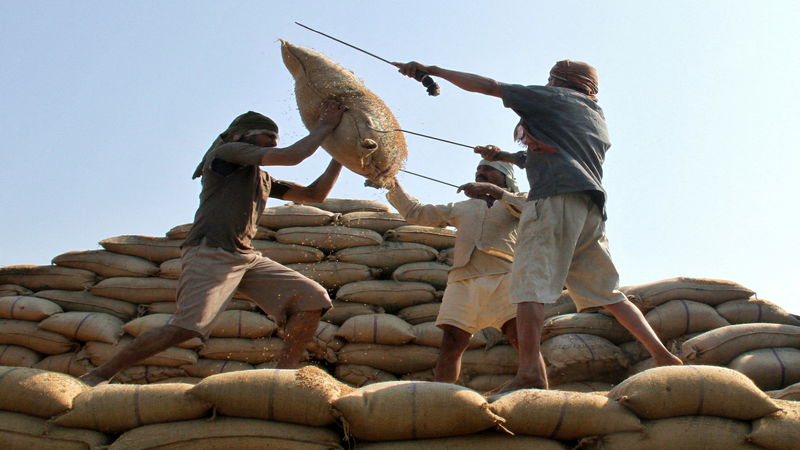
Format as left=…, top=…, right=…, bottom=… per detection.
left=279, top=159, right=343, bottom=203
left=260, top=100, right=347, bottom=166
left=474, top=145, right=527, bottom=169
left=392, top=62, right=502, bottom=98
left=386, top=180, right=455, bottom=228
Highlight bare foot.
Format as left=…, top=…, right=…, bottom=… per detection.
left=486, top=374, right=547, bottom=400
left=78, top=371, right=109, bottom=387
left=655, top=353, right=683, bottom=366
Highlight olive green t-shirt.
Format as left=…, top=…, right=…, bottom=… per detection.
left=184, top=142, right=292, bottom=253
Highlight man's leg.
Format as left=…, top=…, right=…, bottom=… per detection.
left=495, top=302, right=548, bottom=394
left=79, top=324, right=200, bottom=386
left=603, top=300, right=683, bottom=366
left=434, top=325, right=472, bottom=383
left=276, top=309, right=323, bottom=369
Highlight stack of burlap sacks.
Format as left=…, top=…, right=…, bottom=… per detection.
left=1, top=197, right=799, bottom=447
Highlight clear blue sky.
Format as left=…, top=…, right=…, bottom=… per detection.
left=1, top=1, right=798, bottom=314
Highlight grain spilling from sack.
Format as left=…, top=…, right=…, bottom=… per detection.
left=281, top=40, right=406, bottom=187
left=99, top=235, right=183, bottom=263
left=188, top=367, right=351, bottom=426
left=0, top=265, right=97, bottom=291
left=52, top=383, right=211, bottom=433
left=680, top=323, right=800, bottom=365
left=0, top=366, right=87, bottom=417
left=52, top=249, right=159, bottom=278
left=608, top=365, right=779, bottom=420
left=33, top=289, right=139, bottom=321
left=258, top=204, right=338, bottom=229
left=333, top=381, right=503, bottom=441
left=0, top=295, right=62, bottom=321
left=727, top=347, right=800, bottom=390
left=489, top=389, right=642, bottom=440
left=0, top=410, right=110, bottom=449
left=109, top=417, right=343, bottom=450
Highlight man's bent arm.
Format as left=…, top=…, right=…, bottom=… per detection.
left=281, top=159, right=343, bottom=203
left=260, top=100, right=346, bottom=166
left=386, top=182, right=455, bottom=228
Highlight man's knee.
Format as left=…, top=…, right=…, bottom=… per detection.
left=159, top=324, right=202, bottom=342
left=439, top=325, right=471, bottom=354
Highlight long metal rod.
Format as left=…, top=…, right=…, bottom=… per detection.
left=399, top=169, right=459, bottom=188
left=295, top=22, right=393, bottom=66
left=398, top=129, right=474, bottom=149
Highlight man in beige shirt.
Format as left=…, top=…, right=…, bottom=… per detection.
left=386, top=159, right=526, bottom=383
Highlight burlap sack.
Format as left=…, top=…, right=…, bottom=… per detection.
left=38, top=311, right=124, bottom=344
left=33, top=352, right=94, bottom=377
left=747, top=399, right=800, bottom=450
left=385, top=225, right=456, bottom=249
left=412, top=322, right=487, bottom=349
left=0, top=410, right=110, bottom=449
left=0, top=366, right=87, bottom=417
left=251, top=239, right=325, bottom=263
left=717, top=297, right=800, bottom=326
left=768, top=381, right=800, bottom=401
left=0, top=284, right=33, bottom=297
left=89, top=276, right=177, bottom=304
left=356, top=432, right=567, bottom=450
left=645, top=299, right=731, bottom=340
left=0, top=265, right=97, bottom=291
left=397, top=302, right=441, bottom=324
left=392, top=262, right=451, bottom=289
left=154, top=376, right=201, bottom=384
left=465, top=374, right=514, bottom=393
left=198, top=337, right=287, bottom=364
left=300, top=198, right=392, bottom=214
left=52, top=250, right=159, bottom=278
left=321, top=300, right=385, bottom=325
left=0, top=295, right=62, bottom=321
left=282, top=42, right=405, bottom=186
left=286, top=261, right=378, bottom=289
left=276, top=226, right=383, bottom=251
left=142, top=298, right=256, bottom=315
left=167, top=223, right=274, bottom=240
left=579, top=415, right=762, bottom=450
left=340, top=211, right=409, bottom=233
left=551, top=381, right=615, bottom=393
left=258, top=204, right=338, bottom=229
left=112, top=365, right=189, bottom=384
left=84, top=337, right=198, bottom=368
left=490, top=389, right=642, bottom=440
left=728, top=347, right=800, bottom=391
left=461, top=345, right=518, bottom=376
left=123, top=313, right=203, bottom=348
left=542, top=334, right=628, bottom=384
left=33, top=289, right=138, bottom=321
left=544, top=291, right=578, bottom=319
left=0, top=344, right=42, bottom=367
left=336, top=280, right=437, bottom=312
left=543, top=313, right=632, bottom=344
left=681, top=323, right=800, bottom=365
left=608, top=365, right=779, bottom=420
left=109, top=417, right=343, bottom=450
left=621, top=277, right=754, bottom=311
left=188, top=367, right=351, bottom=426
left=619, top=340, right=651, bottom=366
left=337, top=314, right=416, bottom=345
left=0, top=319, right=78, bottom=354
left=157, top=258, right=181, bottom=279
left=337, top=343, right=438, bottom=374
left=438, top=247, right=455, bottom=265
left=99, top=235, right=183, bottom=263
left=53, top=383, right=211, bottom=432
left=208, top=309, right=278, bottom=338
left=181, top=358, right=254, bottom=378
left=333, top=241, right=438, bottom=271
left=333, top=381, right=502, bottom=440
left=335, top=364, right=398, bottom=387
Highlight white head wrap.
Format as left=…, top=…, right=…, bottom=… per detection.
left=478, top=159, right=519, bottom=193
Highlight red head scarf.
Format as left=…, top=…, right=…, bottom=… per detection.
left=549, top=60, right=599, bottom=101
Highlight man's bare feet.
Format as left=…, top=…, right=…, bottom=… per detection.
left=78, top=371, right=109, bottom=387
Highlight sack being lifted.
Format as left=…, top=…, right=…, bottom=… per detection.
left=280, top=40, right=406, bottom=188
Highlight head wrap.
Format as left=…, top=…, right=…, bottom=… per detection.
left=192, top=111, right=279, bottom=179
left=549, top=60, right=599, bottom=101
left=478, top=159, right=519, bottom=193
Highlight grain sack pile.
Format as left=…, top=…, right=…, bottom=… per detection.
left=1, top=197, right=799, bottom=447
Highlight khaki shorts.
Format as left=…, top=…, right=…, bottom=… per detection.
left=436, top=273, right=517, bottom=334
left=169, top=244, right=331, bottom=337
left=510, top=192, right=627, bottom=311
